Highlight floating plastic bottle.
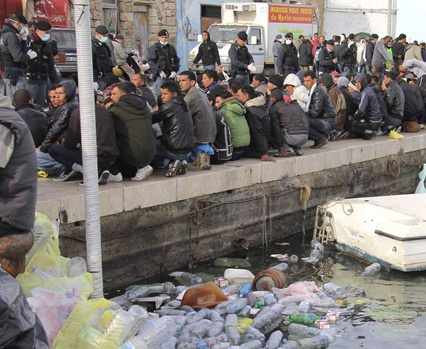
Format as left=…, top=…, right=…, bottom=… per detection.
left=208, top=321, right=224, bottom=337
left=225, top=314, right=240, bottom=345
left=288, top=323, right=321, bottom=340
left=240, top=339, right=263, bottom=349
left=288, top=313, right=320, bottom=327
left=170, top=271, right=203, bottom=286
left=253, top=304, right=285, bottom=330
left=361, top=263, right=381, bottom=277
left=298, top=301, right=311, bottom=313
left=296, top=334, right=330, bottom=349
left=281, top=341, right=300, bottom=349
left=239, top=283, right=253, bottom=297
left=227, top=298, right=248, bottom=314
left=265, top=330, right=283, bottom=349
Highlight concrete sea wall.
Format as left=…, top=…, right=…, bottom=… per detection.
left=36, top=133, right=426, bottom=290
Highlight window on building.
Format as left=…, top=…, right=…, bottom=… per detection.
left=201, top=5, right=221, bottom=32
left=103, top=0, right=118, bottom=34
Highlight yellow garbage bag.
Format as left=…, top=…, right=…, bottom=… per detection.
left=17, top=213, right=93, bottom=299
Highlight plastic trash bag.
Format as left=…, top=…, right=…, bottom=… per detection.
left=53, top=299, right=147, bottom=349
left=27, top=287, right=80, bottom=346
left=415, top=164, right=426, bottom=193
left=0, top=268, right=49, bottom=349
left=17, top=213, right=93, bottom=299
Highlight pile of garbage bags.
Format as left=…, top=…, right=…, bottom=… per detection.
left=13, top=214, right=369, bottom=348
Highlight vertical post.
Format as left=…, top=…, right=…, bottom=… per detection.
left=387, top=0, right=393, bottom=36
left=73, top=0, right=103, bottom=298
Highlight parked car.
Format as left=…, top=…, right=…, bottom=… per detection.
left=50, top=27, right=77, bottom=76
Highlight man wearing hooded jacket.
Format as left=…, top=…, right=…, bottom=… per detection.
left=193, top=31, right=221, bottom=71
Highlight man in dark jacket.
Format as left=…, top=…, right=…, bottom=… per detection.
left=148, top=29, right=180, bottom=95
left=229, top=31, right=255, bottom=85
left=304, top=70, right=336, bottom=148
left=193, top=31, right=221, bottom=70
left=0, top=95, right=37, bottom=277
left=179, top=70, right=217, bottom=170
left=12, top=89, right=48, bottom=147
left=48, top=98, right=120, bottom=184
left=269, top=89, right=308, bottom=157
left=92, top=25, right=117, bottom=89
left=235, top=85, right=273, bottom=161
left=152, top=80, right=193, bottom=176
left=393, top=34, right=407, bottom=67
left=365, top=34, right=379, bottom=74
left=399, top=73, right=425, bottom=127
left=349, top=74, right=383, bottom=139
left=108, top=82, right=156, bottom=181
left=37, top=80, right=77, bottom=176
left=131, top=72, right=157, bottom=110
left=278, top=33, right=299, bottom=78
left=318, top=41, right=338, bottom=74
left=339, top=33, right=357, bottom=75
left=26, top=20, right=58, bottom=106
left=382, top=70, right=405, bottom=131
left=0, top=14, right=29, bottom=98
left=299, top=38, right=313, bottom=71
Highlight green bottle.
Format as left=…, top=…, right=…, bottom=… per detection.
left=288, top=313, right=319, bottom=327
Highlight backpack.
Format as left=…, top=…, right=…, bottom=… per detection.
left=213, top=112, right=233, bottom=163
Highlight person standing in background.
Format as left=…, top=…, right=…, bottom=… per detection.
left=147, top=29, right=180, bottom=95
left=193, top=31, right=221, bottom=71
left=272, top=34, right=283, bottom=74
left=26, top=20, right=58, bottom=106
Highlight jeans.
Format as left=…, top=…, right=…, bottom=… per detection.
left=282, top=132, right=308, bottom=151
left=153, top=78, right=166, bottom=98
left=27, top=80, right=48, bottom=106
left=309, top=118, right=332, bottom=141
left=0, top=77, right=26, bottom=98
left=234, top=74, right=250, bottom=85
left=152, top=140, right=190, bottom=169
left=48, top=145, right=82, bottom=172
left=37, top=150, right=65, bottom=176
left=274, top=57, right=280, bottom=75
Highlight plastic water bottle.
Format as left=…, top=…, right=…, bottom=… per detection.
left=361, top=263, right=381, bottom=276
left=196, top=339, right=209, bottom=349
left=208, top=321, right=224, bottom=337
left=288, top=323, right=320, bottom=340
left=240, top=340, right=263, bottom=349
left=281, top=341, right=300, bottom=349
left=265, top=330, right=283, bottom=349
left=298, top=300, right=311, bottom=313
left=297, top=334, right=330, bottom=348
left=242, top=327, right=265, bottom=343
left=225, top=314, right=240, bottom=345
left=239, top=283, right=253, bottom=297
left=253, top=303, right=285, bottom=330
left=288, top=313, right=319, bottom=327
left=227, top=298, right=248, bottom=314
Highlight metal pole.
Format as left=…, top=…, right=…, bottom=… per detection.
left=387, top=0, right=392, bottom=36
left=72, top=0, right=104, bottom=298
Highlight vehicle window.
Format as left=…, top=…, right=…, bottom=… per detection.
left=209, top=26, right=248, bottom=43
left=50, top=30, right=76, bottom=50
left=249, top=28, right=261, bottom=45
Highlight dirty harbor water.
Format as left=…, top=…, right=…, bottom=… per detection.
left=133, top=233, right=426, bottom=349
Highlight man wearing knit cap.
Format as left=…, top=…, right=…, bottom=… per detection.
left=93, top=25, right=117, bottom=89
left=26, top=20, right=58, bottom=106
left=229, top=31, right=255, bottom=85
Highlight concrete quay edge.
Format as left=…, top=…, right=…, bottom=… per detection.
left=36, top=132, right=426, bottom=224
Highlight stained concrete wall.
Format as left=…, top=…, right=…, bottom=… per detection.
left=36, top=133, right=426, bottom=290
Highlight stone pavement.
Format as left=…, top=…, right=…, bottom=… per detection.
left=37, top=132, right=426, bottom=224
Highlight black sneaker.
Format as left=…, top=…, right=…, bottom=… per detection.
left=54, top=170, right=83, bottom=182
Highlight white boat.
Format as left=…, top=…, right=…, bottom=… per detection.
left=314, top=194, right=426, bottom=272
